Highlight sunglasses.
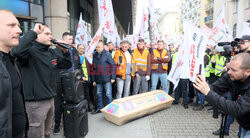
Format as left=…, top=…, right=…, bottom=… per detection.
left=238, top=40, right=250, bottom=45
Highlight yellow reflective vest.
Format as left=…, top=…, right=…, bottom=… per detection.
left=205, top=53, right=211, bottom=77
left=210, top=54, right=226, bottom=77
left=131, top=48, right=149, bottom=76
left=172, top=52, right=178, bottom=65
left=82, top=58, right=88, bottom=80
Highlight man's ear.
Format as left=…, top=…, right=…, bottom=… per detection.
left=246, top=69, right=250, bottom=77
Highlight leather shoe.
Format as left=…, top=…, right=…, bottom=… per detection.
left=88, top=107, right=92, bottom=112
left=193, top=104, right=204, bottom=111
left=172, top=101, right=178, bottom=105
left=184, top=104, right=188, bottom=109
left=212, top=129, right=229, bottom=136
left=91, top=109, right=101, bottom=115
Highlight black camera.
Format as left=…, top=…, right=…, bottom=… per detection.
left=217, top=41, right=239, bottom=47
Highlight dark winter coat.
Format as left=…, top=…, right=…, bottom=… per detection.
left=206, top=73, right=250, bottom=130
left=91, top=50, right=116, bottom=83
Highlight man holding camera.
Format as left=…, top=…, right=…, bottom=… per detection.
left=194, top=52, right=250, bottom=137
left=12, top=23, right=72, bottom=138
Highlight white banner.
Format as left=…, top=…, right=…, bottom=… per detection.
left=148, top=0, right=159, bottom=43
left=185, top=21, right=209, bottom=82
left=75, top=13, right=92, bottom=48
left=139, top=5, right=149, bottom=39
left=98, top=0, right=116, bottom=41
left=132, top=31, right=138, bottom=50
left=167, top=38, right=186, bottom=89
left=168, top=21, right=209, bottom=89
left=202, top=24, right=216, bottom=46
left=211, top=5, right=232, bottom=42
left=85, top=22, right=105, bottom=64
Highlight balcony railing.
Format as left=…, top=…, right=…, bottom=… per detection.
left=204, top=15, right=213, bottom=23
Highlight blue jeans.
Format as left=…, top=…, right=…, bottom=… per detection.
left=96, top=82, right=112, bottom=110
left=132, top=75, right=148, bottom=95
left=116, top=75, right=131, bottom=99
left=241, top=127, right=250, bottom=138
left=195, top=88, right=205, bottom=106
left=224, top=92, right=234, bottom=133
left=151, top=73, right=168, bottom=94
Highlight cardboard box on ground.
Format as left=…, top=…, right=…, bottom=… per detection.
left=101, top=90, right=175, bottom=125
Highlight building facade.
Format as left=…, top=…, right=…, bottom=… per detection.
left=180, top=0, right=202, bottom=27
left=213, top=0, right=250, bottom=38
left=1, top=0, right=131, bottom=42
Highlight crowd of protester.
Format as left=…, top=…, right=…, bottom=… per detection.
left=0, top=10, right=249, bottom=138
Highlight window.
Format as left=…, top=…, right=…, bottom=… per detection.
left=30, top=0, right=44, bottom=5
left=233, top=24, right=237, bottom=38
left=248, top=0, right=250, bottom=8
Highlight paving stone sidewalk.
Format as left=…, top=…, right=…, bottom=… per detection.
left=51, top=102, right=239, bottom=138
left=149, top=104, right=239, bottom=138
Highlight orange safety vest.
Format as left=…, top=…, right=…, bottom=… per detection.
left=131, top=48, right=149, bottom=76
left=114, top=49, right=131, bottom=79
left=151, top=49, right=168, bottom=71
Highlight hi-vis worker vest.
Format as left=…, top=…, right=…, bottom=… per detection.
left=172, top=52, right=178, bottom=65
left=151, top=49, right=168, bottom=71
left=111, top=51, right=115, bottom=58
left=82, top=58, right=88, bottom=80
left=131, top=48, right=149, bottom=76
left=114, top=49, right=131, bottom=80
left=210, top=54, right=226, bottom=77
left=205, top=53, right=211, bottom=77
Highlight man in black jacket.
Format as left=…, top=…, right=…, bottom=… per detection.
left=193, top=53, right=250, bottom=137
left=12, top=23, right=72, bottom=137
left=0, top=10, right=28, bottom=138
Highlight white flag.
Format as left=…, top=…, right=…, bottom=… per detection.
left=184, top=21, right=209, bottom=82
left=148, top=0, right=160, bottom=43
left=132, top=32, right=138, bottom=50
left=139, top=5, right=148, bottom=39
left=202, top=24, right=216, bottom=46
left=168, top=21, right=209, bottom=89
left=167, top=38, right=186, bottom=89
left=75, top=13, right=92, bottom=48
left=211, top=6, right=232, bottom=42
left=98, top=0, right=117, bottom=41
left=85, top=22, right=105, bottom=64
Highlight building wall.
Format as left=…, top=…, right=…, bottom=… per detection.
left=44, top=0, right=68, bottom=39
left=202, top=0, right=212, bottom=28
left=180, top=0, right=201, bottom=26
left=213, top=0, right=250, bottom=37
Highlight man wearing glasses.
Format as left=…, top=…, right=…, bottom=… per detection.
left=235, top=35, right=250, bottom=53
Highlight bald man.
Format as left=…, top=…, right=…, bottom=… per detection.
left=0, top=10, right=27, bottom=138
left=194, top=53, right=250, bottom=137
left=11, top=14, right=72, bottom=138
